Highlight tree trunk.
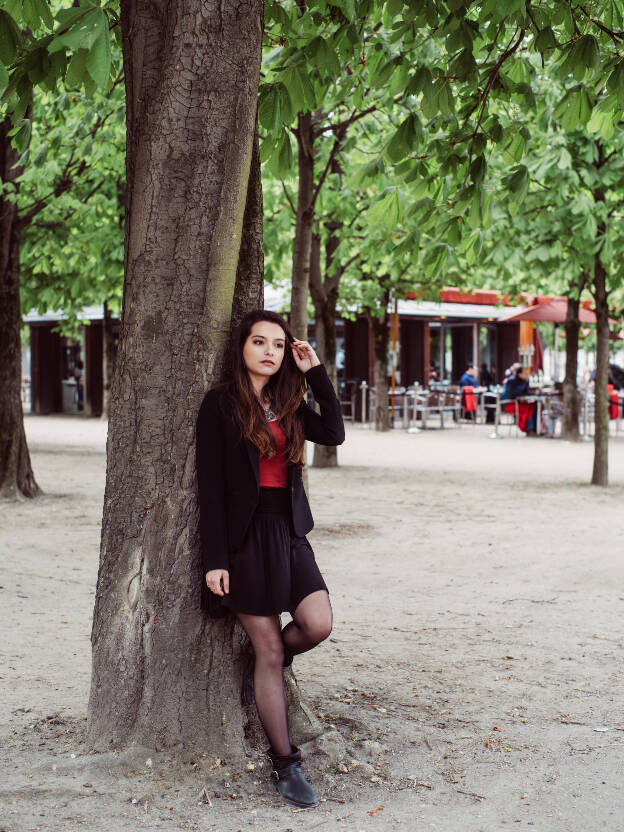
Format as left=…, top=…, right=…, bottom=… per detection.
left=310, top=230, right=339, bottom=467
left=0, top=115, right=40, bottom=500
left=289, top=112, right=315, bottom=339
left=231, top=125, right=264, bottom=327
left=591, top=253, right=609, bottom=486
left=87, top=0, right=310, bottom=755
left=562, top=273, right=586, bottom=442
left=101, top=302, right=115, bottom=420
left=366, top=293, right=390, bottom=432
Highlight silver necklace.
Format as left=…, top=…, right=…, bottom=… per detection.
left=264, top=404, right=276, bottom=422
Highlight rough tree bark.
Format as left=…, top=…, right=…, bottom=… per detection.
left=562, top=272, right=587, bottom=442
left=88, top=1, right=318, bottom=755
left=591, top=250, right=609, bottom=486
left=366, top=290, right=390, bottom=432
left=0, top=115, right=41, bottom=500
left=101, top=302, right=115, bottom=419
left=310, top=225, right=341, bottom=468
left=289, top=112, right=315, bottom=339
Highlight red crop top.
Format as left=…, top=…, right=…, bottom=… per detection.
left=259, top=421, right=288, bottom=488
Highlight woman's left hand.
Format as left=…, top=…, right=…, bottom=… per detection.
left=291, top=339, right=321, bottom=373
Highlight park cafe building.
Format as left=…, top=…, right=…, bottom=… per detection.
left=335, top=288, right=527, bottom=392
left=23, top=288, right=528, bottom=417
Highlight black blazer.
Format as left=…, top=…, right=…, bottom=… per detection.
left=196, top=364, right=345, bottom=614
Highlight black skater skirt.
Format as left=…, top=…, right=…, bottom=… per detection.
left=221, top=487, right=328, bottom=616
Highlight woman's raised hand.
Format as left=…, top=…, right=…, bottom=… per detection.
left=206, top=569, right=229, bottom=596
left=291, top=339, right=321, bottom=373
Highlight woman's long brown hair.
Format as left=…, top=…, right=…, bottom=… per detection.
left=224, top=310, right=307, bottom=464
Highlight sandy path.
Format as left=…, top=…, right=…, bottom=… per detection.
left=1, top=415, right=623, bottom=832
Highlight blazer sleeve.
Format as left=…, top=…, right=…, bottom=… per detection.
left=196, top=391, right=229, bottom=573
left=298, top=364, right=345, bottom=446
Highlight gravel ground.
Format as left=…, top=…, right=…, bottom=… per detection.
left=1, top=415, right=623, bottom=832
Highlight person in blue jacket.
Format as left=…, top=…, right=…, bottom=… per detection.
left=459, top=364, right=479, bottom=388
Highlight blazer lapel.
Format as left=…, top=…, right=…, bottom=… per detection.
left=218, top=391, right=260, bottom=487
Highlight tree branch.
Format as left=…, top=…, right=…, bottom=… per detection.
left=579, top=5, right=624, bottom=43
left=282, top=181, right=296, bottom=214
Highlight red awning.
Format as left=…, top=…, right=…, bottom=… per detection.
left=501, top=299, right=598, bottom=324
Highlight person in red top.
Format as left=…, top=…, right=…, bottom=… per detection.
left=197, top=310, right=345, bottom=809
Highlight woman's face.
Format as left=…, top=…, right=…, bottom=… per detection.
left=243, top=321, right=287, bottom=380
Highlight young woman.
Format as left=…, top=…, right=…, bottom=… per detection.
left=196, top=310, right=345, bottom=809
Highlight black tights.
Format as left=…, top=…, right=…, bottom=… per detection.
left=237, top=590, right=332, bottom=756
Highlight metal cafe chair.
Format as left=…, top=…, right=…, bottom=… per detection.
left=444, top=388, right=462, bottom=426
left=419, top=389, right=444, bottom=429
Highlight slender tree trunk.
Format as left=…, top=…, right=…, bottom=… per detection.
left=310, top=230, right=339, bottom=467
left=101, top=302, right=115, bottom=420
left=87, top=0, right=319, bottom=755
left=563, top=273, right=587, bottom=441
left=290, top=112, right=315, bottom=339
left=366, top=292, right=390, bottom=432
left=591, top=252, right=609, bottom=486
left=0, top=116, right=40, bottom=499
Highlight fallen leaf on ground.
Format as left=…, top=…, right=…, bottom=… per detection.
left=369, top=806, right=384, bottom=816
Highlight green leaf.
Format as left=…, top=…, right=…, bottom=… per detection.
left=0, top=61, right=8, bottom=94
left=260, top=137, right=277, bottom=163
left=579, top=34, right=600, bottom=75
left=259, top=83, right=292, bottom=131
left=587, top=107, right=615, bottom=140
left=335, top=0, right=357, bottom=22
left=449, top=48, right=476, bottom=78
left=484, top=114, right=503, bottom=142
left=387, top=0, right=404, bottom=16
left=553, top=85, right=593, bottom=130
left=607, top=60, right=624, bottom=95
left=553, top=2, right=574, bottom=36
left=49, top=9, right=103, bottom=55
left=351, top=156, right=385, bottom=187
left=267, top=131, right=293, bottom=178
left=386, top=113, right=423, bottom=163
left=503, top=164, right=528, bottom=204
left=283, top=66, right=316, bottom=113
left=11, top=118, right=31, bottom=153
left=407, top=64, right=433, bottom=98
left=369, top=187, right=404, bottom=229
left=0, top=11, right=22, bottom=64
left=560, top=35, right=601, bottom=82
left=434, top=78, right=454, bottom=116
left=505, top=129, right=525, bottom=162
left=65, top=48, right=89, bottom=88
left=308, top=36, right=340, bottom=77
left=469, top=154, right=486, bottom=185
left=86, top=28, right=111, bottom=88
left=535, top=26, right=556, bottom=53
left=12, top=76, right=30, bottom=121
left=371, top=55, right=402, bottom=89
left=422, top=243, right=450, bottom=276
left=23, top=0, right=42, bottom=31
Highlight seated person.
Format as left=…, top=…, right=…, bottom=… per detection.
left=503, top=365, right=537, bottom=434
left=459, top=364, right=479, bottom=388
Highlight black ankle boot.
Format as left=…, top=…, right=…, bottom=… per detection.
left=268, top=745, right=318, bottom=809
